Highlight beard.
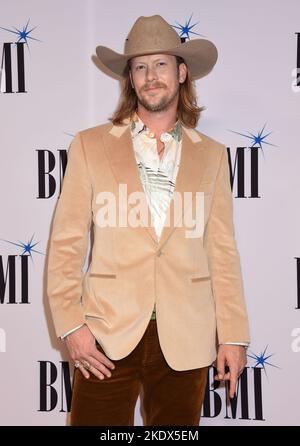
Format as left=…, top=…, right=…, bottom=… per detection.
left=136, top=84, right=180, bottom=112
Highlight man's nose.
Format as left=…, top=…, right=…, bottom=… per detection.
left=145, top=66, right=158, bottom=82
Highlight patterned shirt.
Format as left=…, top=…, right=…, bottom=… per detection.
left=130, top=111, right=183, bottom=320
left=130, top=111, right=182, bottom=241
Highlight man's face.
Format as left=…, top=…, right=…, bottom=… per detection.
left=129, top=54, right=187, bottom=113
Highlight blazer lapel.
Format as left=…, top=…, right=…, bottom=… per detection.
left=157, top=126, right=208, bottom=248
left=102, top=122, right=158, bottom=244
left=102, top=122, right=209, bottom=248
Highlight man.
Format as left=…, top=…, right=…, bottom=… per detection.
left=47, top=15, right=250, bottom=426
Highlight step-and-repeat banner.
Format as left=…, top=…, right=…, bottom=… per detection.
left=0, top=0, right=299, bottom=426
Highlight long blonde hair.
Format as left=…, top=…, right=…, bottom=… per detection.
left=109, top=56, right=205, bottom=128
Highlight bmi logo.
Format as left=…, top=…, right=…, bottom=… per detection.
left=36, top=146, right=68, bottom=199
left=0, top=19, right=41, bottom=93
left=0, top=234, right=44, bottom=304
left=38, top=361, right=72, bottom=412
left=202, top=345, right=279, bottom=422
left=227, top=124, right=277, bottom=198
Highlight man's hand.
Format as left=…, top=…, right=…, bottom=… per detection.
left=214, top=345, right=247, bottom=398
left=65, top=324, right=115, bottom=380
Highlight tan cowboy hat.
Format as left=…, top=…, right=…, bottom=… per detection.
left=96, top=15, right=218, bottom=80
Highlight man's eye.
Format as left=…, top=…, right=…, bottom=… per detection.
left=136, top=65, right=145, bottom=70
left=157, top=62, right=166, bottom=66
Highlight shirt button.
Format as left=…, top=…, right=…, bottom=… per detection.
left=157, top=249, right=163, bottom=257
left=160, top=134, right=171, bottom=142
left=149, top=132, right=155, bottom=138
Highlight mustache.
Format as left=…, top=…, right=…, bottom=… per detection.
left=143, top=83, right=166, bottom=91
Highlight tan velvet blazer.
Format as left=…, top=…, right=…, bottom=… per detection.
left=46, top=120, right=250, bottom=371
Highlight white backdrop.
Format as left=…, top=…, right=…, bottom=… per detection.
left=0, top=0, right=299, bottom=426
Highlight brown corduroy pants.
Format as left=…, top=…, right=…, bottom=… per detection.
left=70, top=319, right=208, bottom=426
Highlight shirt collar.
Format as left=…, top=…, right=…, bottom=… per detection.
left=130, top=111, right=182, bottom=143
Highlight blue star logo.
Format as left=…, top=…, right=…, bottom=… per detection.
left=0, top=18, right=41, bottom=51
left=172, top=13, right=204, bottom=40
left=0, top=233, right=44, bottom=263
left=247, top=345, right=280, bottom=377
left=229, top=124, right=277, bottom=159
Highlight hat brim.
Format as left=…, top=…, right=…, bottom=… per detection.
left=96, top=38, right=218, bottom=80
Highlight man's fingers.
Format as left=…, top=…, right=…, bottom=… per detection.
left=214, top=368, right=242, bottom=398
left=67, top=326, right=116, bottom=381
left=75, top=357, right=110, bottom=381
left=77, top=362, right=90, bottom=379
left=74, top=347, right=117, bottom=381
left=215, top=357, right=225, bottom=380
left=229, top=370, right=238, bottom=398
left=86, top=355, right=113, bottom=379
left=93, top=350, right=115, bottom=371
left=214, top=371, right=230, bottom=381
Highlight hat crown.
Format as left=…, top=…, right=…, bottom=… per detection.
left=124, top=15, right=181, bottom=55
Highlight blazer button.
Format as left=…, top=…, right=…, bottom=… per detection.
left=157, top=249, right=163, bottom=257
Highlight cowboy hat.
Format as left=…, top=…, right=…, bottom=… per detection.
left=96, top=15, right=218, bottom=80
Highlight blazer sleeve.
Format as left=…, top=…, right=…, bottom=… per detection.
left=204, top=146, right=250, bottom=345
left=46, top=133, right=92, bottom=338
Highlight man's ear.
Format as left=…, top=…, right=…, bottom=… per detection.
left=179, top=63, right=187, bottom=84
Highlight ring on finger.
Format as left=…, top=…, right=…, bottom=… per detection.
left=82, top=360, right=91, bottom=371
